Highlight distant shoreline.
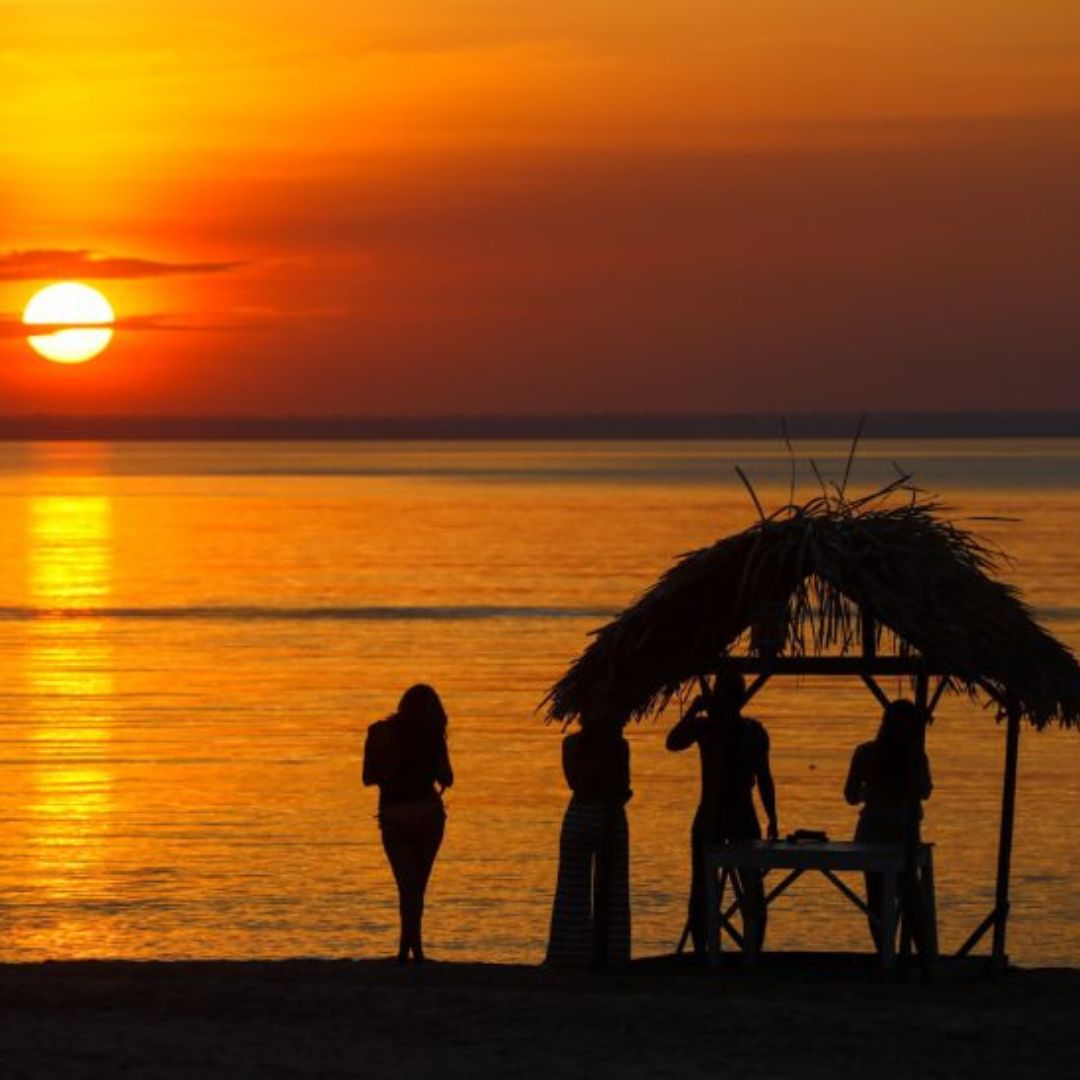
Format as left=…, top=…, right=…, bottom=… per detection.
left=0, top=412, right=1078, bottom=441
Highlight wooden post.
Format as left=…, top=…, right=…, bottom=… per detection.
left=915, top=668, right=929, bottom=710
left=899, top=666, right=932, bottom=970
left=992, top=702, right=1022, bottom=970
left=861, top=609, right=876, bottom=659
left=743, top=671, right=772, bottom=705
left=928, top=676, right=948, bottom=717
left=860, top=673, right=891, bottom=710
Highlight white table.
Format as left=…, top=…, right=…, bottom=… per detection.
left=704, top=840, right=938, bottom=968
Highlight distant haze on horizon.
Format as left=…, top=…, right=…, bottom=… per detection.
left=1, top=411, right=1078, bottom=442
left=2, top=2, right=1079, bottom=416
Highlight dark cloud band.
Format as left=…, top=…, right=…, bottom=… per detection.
left=0, top=312, right=308, bottom=338
left=1, top=315, right=197, bottom=338
left=0, top=250, right=244, bottom=281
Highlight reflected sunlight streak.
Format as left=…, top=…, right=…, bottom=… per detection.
left=26, top=493, right=116, bottom=910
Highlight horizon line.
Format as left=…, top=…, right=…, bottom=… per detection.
left=0, top=410, right=1077, bottom=441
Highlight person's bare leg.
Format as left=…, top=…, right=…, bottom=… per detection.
left=382, top=827, right=422, bottom=961
left=688, top=828, right=708, bottom=957
left=412, top=818, right=445, bottom=962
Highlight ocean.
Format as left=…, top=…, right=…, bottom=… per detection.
left=0, top=439, right=1076, bottom=965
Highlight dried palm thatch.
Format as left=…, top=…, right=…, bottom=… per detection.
left=545, top=477, right=1080, bottom=731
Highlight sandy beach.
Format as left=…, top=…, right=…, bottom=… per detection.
left=0, top=958, right=1075, bottom=1078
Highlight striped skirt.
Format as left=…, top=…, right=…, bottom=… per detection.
left=545, top=799, right=630, bottom=966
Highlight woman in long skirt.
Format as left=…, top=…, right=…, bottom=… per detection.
left=546, top=719, right=632, bottom=966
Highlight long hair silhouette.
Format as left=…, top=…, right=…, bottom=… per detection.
left=875, top=699, right=925, bottom=798
left=395, top=683, right=448, bottom=765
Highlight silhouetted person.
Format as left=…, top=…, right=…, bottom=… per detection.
left=667, top=672, right=778, bottom=958
left=546, top=717, right=632, bottom=966
left=363, top=684, right=454, bottom=963
left=845, top=698, right=932, bottom=952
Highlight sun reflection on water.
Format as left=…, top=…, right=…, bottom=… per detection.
left=26, top=493, right=115, bottom=908
left=0, top=442, right=1074, bottom=964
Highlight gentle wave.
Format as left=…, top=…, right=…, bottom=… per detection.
left=0, top=604, right=617, bottom=622
left=0, top=603, right=1074, bottom=624
left=1035, top=607, right=1080, bottom=622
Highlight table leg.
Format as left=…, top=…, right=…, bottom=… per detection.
left=742, top=869, right=761, bottom=968
left=881, top=873, right=898, bottom=969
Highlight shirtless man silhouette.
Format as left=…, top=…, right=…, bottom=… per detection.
left=667, top=672, right=778, bottom=957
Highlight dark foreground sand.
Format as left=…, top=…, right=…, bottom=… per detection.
left=0, top=957, right=1076, bottom=1079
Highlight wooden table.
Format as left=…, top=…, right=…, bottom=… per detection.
left=704, top=840, right=938, bottom=968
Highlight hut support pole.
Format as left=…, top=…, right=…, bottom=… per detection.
left=928, top=677, right=949, bottom=715
left=860, top=674, right=890, bottom=710
left=915, top=670, right=929, bottom=710
left=956, top=910, right=996, bottom=958
left=991, top=703, right=1021, bottom=970
left=743, top=672, right=771, bottom=704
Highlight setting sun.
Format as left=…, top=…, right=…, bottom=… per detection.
left=23, top=282, right=115, bottom=364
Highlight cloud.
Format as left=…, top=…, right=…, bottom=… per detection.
left=0, top=249, right=245, bottom=281
left=0, top=314, right=166, bottom=338
left=0, top=307, right=348, bottom=339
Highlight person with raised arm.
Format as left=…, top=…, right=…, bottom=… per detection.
left=667, top=672, right=777, bottom=958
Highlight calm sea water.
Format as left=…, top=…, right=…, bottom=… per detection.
left=0, top=439, right=1076, bottom=965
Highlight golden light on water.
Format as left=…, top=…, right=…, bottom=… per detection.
left=23, top=282, right=115, bottom=364
left=0, top=443, right=1074, bottom=964
left=26, top=493, right=116, bottom=915
left=30, top=495, right=113, bottom=606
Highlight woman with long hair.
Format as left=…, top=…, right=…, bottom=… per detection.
left=546, top=716, right=632, bottom=966
left=363, top=684, right=454, bottom=963
left=845, top=698, right=932, bottom=950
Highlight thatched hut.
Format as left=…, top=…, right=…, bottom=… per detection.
left=545, top=481, right=1080, bottom=967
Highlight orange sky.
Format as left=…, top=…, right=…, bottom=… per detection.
left=2, top=1, right=1080, bottom=415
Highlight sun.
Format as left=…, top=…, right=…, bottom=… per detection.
left=23, top=282, right=115, bottom=364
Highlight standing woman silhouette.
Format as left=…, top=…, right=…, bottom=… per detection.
left=363, top=684, right=454, bottom=962
left=844, top=698, right=932, bottom=951
left=546, top=716, right=632, bottom=966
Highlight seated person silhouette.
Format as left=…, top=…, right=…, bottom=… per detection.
left=546, top=717, right=632, bottom=966
left=667, top=672, right=778, bottom=958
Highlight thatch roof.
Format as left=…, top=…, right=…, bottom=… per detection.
left=545, top=485, right=1080, bottom=730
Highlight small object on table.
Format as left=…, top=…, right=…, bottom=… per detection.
left=785, top=829, right=829, bottom=843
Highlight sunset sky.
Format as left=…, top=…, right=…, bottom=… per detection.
left=2, top=2, right=1079, bottom=416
